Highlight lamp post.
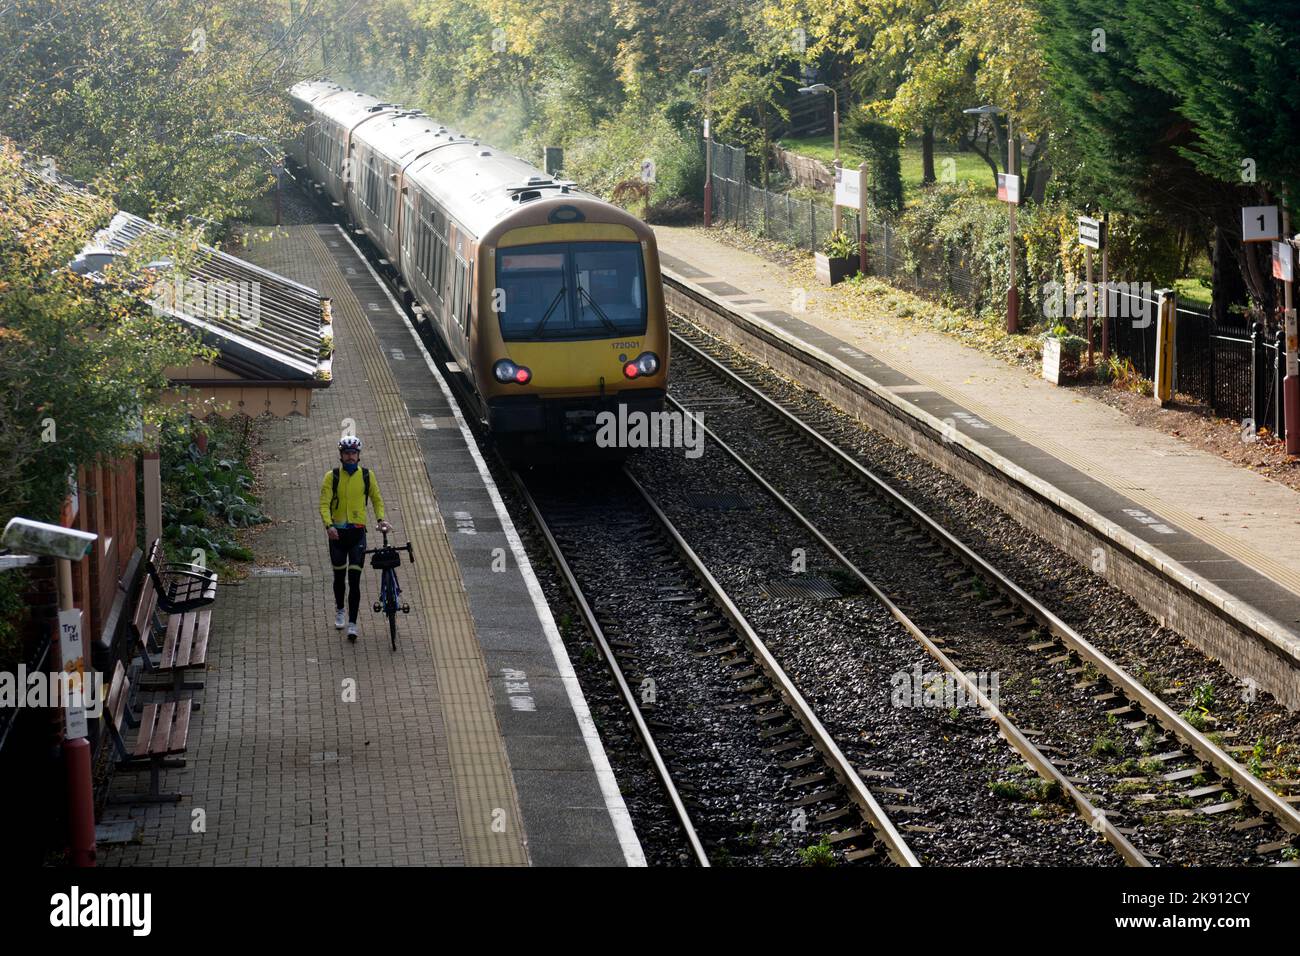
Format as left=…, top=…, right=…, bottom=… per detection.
left=799, top=83, right=840, bottom=233
left=219, top=130, right=284, bottom=226
left=690, top=67, right=713, bottom=227
left=2, top=518, right=98, bottom=866
left=965, top=105, right=1019, bottom=333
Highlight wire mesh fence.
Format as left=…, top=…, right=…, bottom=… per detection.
left=707, top=139, right=1289, bottom=436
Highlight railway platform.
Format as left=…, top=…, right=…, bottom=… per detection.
left=97, top=224, right=642, bottom=866
left=653, top=225, right=1300, bottom=709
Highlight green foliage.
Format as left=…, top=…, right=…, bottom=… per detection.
left=1091, top=735, right=1123, bottom=758
left=796, top=836, right=837, bottom=867
left=844, top=115, right=904, bottom=216
left=159, top=417, right=266, bottom=565
left=562, top=107, right=703, bottom=206
left=0, top=142, right=208, bottom=527
left=0, top=568, right=32, bottom=673
left=895, top=182, right=1011, bottom=320
left=0, top=0, right=304, bottom=228
left=1247, top=738, right=1269, bottom=778
left=1191, top=682, right=1216, bottom=712
left=1180, top=707, right=1207, bottom=731
left=988, top=776, right=1061, bottom=803
left=822, top=231, right=858, bottom=259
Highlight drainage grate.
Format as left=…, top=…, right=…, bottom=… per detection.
left=682, top=492, right=750, bottom=511
left=762, top=576, right=842, bottom=601
left=251, top=565, right=304, bottom=578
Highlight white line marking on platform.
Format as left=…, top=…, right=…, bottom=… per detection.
left=335, top=225, right=646, bottom=867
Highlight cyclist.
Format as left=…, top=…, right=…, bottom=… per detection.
left=320, top=435, right=389, bottom=640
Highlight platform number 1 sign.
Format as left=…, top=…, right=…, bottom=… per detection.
left=1242, top=205, right=1280, bottom=243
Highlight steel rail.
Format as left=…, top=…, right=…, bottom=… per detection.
left=621, top=468, right=922, bottom=867
left=661, top=392, right=1150, bottom=866
left=670, top=327, right=1300, bottom=839
left=510, top=469, right=711, bottom=867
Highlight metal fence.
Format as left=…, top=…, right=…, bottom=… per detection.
left=709, top=138, right=1288, bottom=434
left=1087, top=285, right=1283, bottom=429
left=710, top=142, right=859, bottom=251
left=711, top=140, right=980, bottom=312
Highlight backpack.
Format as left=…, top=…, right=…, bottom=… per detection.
left=330, top=467, right=370, bottom=516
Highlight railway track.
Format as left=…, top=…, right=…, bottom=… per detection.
left=663, top=321, right=1300, bottom=866
left=512, top=466, right=919, bottom=866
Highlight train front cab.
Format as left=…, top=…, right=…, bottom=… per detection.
left=474, top=216, right=667, bottom=449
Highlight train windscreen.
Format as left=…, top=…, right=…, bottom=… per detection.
left=496, top=241, right=647, bottom=341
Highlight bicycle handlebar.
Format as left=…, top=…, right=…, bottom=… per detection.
left=362, top=529, right=415, bottom=563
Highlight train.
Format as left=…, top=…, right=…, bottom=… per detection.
left=285, top=80, right=668, bottom=452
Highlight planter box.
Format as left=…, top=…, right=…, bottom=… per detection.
left=1042, top=338, right=1082, bottom=384
left=815, top=253, right=858, bottom=286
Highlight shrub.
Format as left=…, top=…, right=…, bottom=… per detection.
left=160, top=417, right=266, bottom=566
left=845, top=116, right=904, bottom=216
left=562, top=107, right=704, bottom=208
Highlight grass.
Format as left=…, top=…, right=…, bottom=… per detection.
left=1174, top=277, right=1212, bottom=310
left=777, top=135, right=998, bottom=206
left=797, top=837, right=837, bottom=867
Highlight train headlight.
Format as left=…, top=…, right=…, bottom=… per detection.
left=624, top=352, right=659, bottom=378
left=494, top=359, right=532, bottom=384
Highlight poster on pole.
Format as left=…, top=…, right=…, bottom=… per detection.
left=997, top=173, right=1020, bottom=203
left=640, top=159, right=656, bottom=184
left=58, top=609, right=88, bottom=740
left=1078, top=216, right=1102, bottom=249
left=1242, top=205, right=1280, bottom=242
left=1272, top=240, right=1294, bottom=281
left=834, top=166, right=860, bottom=209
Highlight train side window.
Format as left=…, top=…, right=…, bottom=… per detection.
left=465, top=262, right=473, bottom=334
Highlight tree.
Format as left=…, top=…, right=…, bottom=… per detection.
left=0, top=140, right=208, bottom=525
left=0, top=0, right=305, bottom=227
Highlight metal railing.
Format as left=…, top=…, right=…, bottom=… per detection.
left=707, top=138, right=1287, bottom=436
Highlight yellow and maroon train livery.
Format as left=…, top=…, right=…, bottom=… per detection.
left=287, top=80, right=668, bottom=449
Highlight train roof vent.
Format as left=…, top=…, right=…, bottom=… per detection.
left=512, top=190, right=542, bottom=203
left=478, top=149, right=492, bottom=157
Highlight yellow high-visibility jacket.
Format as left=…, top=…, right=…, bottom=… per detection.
left=319, top=466, right=386, bottom=528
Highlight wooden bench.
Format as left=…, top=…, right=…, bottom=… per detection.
left=104, top=662, right=193, bottom=803
left=130, top=539, right=218, bottom=694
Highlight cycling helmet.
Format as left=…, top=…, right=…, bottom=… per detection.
left=338, top=436, right=362, bottom=452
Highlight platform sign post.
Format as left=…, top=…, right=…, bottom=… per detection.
left=857, top=161, right=869, bottom=276
left=1281, top=197, right=1298, bottom=455
left=1080, top=215, right=1102, bottom=367
left=1154, top=288, right=1177, bottom=407
left=640, top=159, right=655, bottom=220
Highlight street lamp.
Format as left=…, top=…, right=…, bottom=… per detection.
left=690, top=67, right=714, bottom=227
left=965, top=105, right=1019, bottom=333
left=218, top=130, right=285, bottom=226
left=3, top=517, right=98, bottom=866
left=799, top=83, right=841, bottom=232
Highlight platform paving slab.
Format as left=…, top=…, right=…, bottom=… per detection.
left=99, top=223, right=640, bottom=865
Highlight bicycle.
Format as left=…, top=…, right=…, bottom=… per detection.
left=364, top=529, right=414, bottom=650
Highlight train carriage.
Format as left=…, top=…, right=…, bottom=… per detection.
left=288, top=80, right=668, bottom=451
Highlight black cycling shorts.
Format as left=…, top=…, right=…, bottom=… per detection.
left=329, top=526, right=367, bottom=571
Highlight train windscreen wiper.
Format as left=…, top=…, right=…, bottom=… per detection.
left=527, top=285, right=567, bottom=338
left=577, top=286, right=621, bottom=335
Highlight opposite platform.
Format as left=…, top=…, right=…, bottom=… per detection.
left=654, top=226, right=1300, bottom=709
